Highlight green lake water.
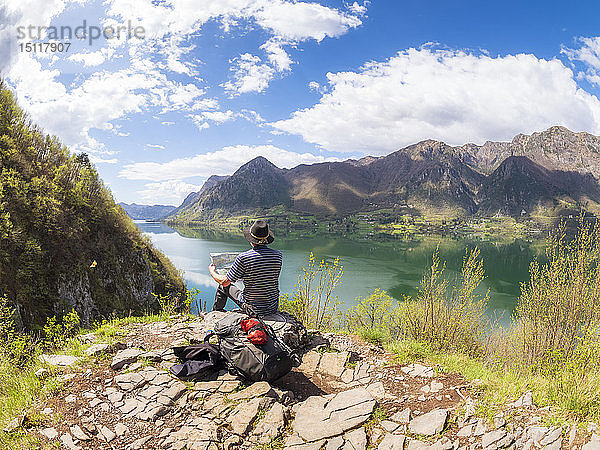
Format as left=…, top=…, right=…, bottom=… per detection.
left=136, top=221, right=545, bottom=321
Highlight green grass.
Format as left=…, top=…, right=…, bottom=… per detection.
left=384, top=337, right=600, bottom=426
left=0, top=311, right=187, bottom=450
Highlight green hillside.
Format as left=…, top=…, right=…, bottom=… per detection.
left=0, top=80, right=185, bottom=328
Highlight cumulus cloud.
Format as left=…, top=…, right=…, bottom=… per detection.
left=562, top=36, right=600, bottom=85
left=137, top=180, right=203, bottom=204
left=271, top=47, right=600, bottom=153
left=6, top=53, right=214, bottom=158
left=120, top=145, right=341, bottom=181
left=223, top=53, right=276, bottom=95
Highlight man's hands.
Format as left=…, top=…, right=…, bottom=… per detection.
left=208, top=263, right=231, bottom=286
left=240, top=302, right=258, bottom=318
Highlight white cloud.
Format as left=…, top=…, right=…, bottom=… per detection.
left=68, top=48, right=114, bottom=67
left=223, top=53, right=276, bottom=95
left=120, top=145, right=341, bottom=181
left=146, top=144, right=165, bottom=150
left=272, top=47, right=600, bottom=153
left=252, top=0, right=362, bottom=42
left=562, top=36, right=600, bottom=85
left=348, top=2, right=369, bottom=16
left=189, top=110, right=235, bottom=130
left=137, top=179, right=202, bottom=204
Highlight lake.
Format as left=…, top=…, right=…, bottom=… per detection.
left=136, top=222, right=544, bottom=321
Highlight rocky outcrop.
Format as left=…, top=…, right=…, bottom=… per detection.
left=17, top=312, right=597, bottom=449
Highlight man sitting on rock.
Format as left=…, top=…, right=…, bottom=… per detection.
left=209, top=220, right=282, bottom=318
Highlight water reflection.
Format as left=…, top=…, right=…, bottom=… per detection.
left=135, top=221, right=544, bottom=318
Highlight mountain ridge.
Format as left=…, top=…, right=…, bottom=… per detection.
left=167, top=127, right=600, bottom=224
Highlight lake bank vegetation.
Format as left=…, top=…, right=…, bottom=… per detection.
left=282, top=217, right=600, bottom=424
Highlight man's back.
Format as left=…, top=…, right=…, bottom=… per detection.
left=226, top=246, right=282, bottom=315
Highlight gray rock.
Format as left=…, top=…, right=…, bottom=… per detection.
left=430, top=380, right=444, bottom=393
left=326, top=435, right=345, bottom=450
left=510, top=391, right=533, bottom=408
left=114, top=423, right=129, bottom=437
left=114, top=372, right=146, bottom=391
left=539, top=428, right=562, bottom=446
left=298, top=351, right=321, bottom=375
left=408, top=409, right=447, bottom=436
left=40, top=427, right=59, bottom=440
left=481, top=429, right=506, bottom=448
left=318, top=351, right=349, bottom=378
left=473, top=419, right=487, bottom=436
left=345, top=427, right=367, bottom=450
left=366, top=381, right=386, bottom=400
left=85, top=343, right=112, bottom=357
left=60, top=433, right=79, bottom=450
left=378, top=434, right=406, bottom=450
left=40, top=354, right=83, bottom=367
left=391, top=407, right=411, bottom=424
left=252, top=402, right=287, bottom=444
left=70, top=425, right=90, bottom=441
left=582, top=434, right=600, bottom=450
left=406, top=438, right=431, bottom=450
left=65, top=394, right=77, bottom=403
left=111, top=348, right=143, bottom=370
left=456, top=424, right=474, bottom=437
left=527, top=426, right=549, bottom=443
left=229, top=396, right=274, bottom=435
left=381, top=420, right=401, bottom=432
left=341, top=368, right=354, bottom=383
left=401, top=363, right=434, bottom=378
left=228, top=381, right=275, bottom=401
left=161, top=381, right=187, bottom=402
left=130, top=436, right=152, bottom=449
left=293, top=388, right=376, bottom=442
left=99, top=425, right=116, bottom=442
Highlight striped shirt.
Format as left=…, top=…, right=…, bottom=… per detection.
left=226, top=246, right=282, bottom=316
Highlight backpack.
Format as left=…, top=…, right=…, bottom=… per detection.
left=212, top=312, right=299, bottom=382
left=170, top=343, right=223, bottom=381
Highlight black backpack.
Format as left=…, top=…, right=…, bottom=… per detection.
left=211, top=312, right=299, bottom=382
left=170, top=343, right=223, bottom=381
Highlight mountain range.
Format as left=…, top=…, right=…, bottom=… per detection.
left=166, top=126, right=600, bottom=223
left=119, top=203, right=176, bottom=221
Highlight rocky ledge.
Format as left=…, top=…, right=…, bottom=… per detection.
left=18, top=312, right=600, bottom=450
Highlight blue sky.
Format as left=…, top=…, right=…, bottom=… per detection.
left=2, top=0, right=600, bottom=205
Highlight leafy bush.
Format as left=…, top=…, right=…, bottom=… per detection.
left=42, top=309, right=81, bottom=349
left=398, top=247, right=489, bottom=355
left=507, top=218, right=600, bottom=369
left=281, top=252, right=343, bottom=330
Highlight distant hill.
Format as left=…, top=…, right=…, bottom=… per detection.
left=0, top=81, right=185, bottom=328
left=166, top=127, right=600, bottom=224
left=119, top=203, right=176, bottom=221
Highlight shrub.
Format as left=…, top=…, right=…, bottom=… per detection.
left=281, top=252, right=343, bottom=330
left=346, top=289, right=401, bottom=342
left=42, top=308, right=80, bottom=349
left=508, top=218, right=600, bottom=369
left=398, top=247, right=489, bottom=355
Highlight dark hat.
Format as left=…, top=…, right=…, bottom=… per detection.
left=243, top=220, right=274, bottom=245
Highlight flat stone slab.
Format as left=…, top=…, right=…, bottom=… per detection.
left=378, top=434, right=406, bottom=450
left=318, top=351, right=349, bottom=378
left=40, top=354, right=83, bottom=367
left=293, top=388, right=376, bottom=442
left=401, top=363, right=434, bottom=378
left=111, top=348, right=143, bottom=370
left=228, top=381, right=275, bottom=401
left=85, top=343, right=112, bottom=357
left=408, top=409, right=448, bottom=436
